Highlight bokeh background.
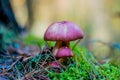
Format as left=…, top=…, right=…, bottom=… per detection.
left=1, top=0, right=120, bottom=61
left=10, top=0, right=120, bottom=41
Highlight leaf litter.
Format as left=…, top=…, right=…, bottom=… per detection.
left=0, top=39, right=64, bottom=80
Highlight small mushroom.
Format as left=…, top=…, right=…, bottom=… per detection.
left=56, top=47, right=74, bottom=58
left=44, top=21, right=83, bottom=58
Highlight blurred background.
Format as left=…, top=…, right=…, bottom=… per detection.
left=9, top=0, right=120, bottom=40
left=0, top=0, right=120, bottom=62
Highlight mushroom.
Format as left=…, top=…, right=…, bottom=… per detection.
left=44, top=21, right=83, bottom=58
left=56, top=47, right=74, bottom=58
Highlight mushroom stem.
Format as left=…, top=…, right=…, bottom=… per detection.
left=52, top=41, right=61, bottom=56
left=52, top=41, right=70, bottom=56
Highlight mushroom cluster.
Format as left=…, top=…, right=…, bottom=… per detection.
left=44, top=21, right=83, bottom=59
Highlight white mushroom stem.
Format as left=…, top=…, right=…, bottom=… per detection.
left=52, top=41, right=70, bottom=56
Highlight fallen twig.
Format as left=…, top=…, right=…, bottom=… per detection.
left=6, top=56, right=22, bottom=72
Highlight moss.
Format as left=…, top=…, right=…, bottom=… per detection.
left=47, top=47, right=120, bottom=80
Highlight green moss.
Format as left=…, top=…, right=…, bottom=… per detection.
left=47, top=47, right=100, bottom=79
left=23, top=34, right=45, bottom=46
left=23, top=34, right=55, bottom=48
left=97, top=62, right=120, bottom=80
left=47, top=47, right=120, bottom=80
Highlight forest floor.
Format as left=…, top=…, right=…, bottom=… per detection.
left=0, top=26, right=120, bottom=80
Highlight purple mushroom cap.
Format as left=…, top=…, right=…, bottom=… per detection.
left=44, top=21, right=83, bottom=41
left=56, top=47, right=74, bottom=58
